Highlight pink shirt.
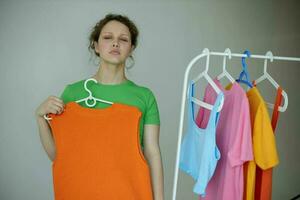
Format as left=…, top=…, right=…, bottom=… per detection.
left=197, top=80, right=253, bottom=200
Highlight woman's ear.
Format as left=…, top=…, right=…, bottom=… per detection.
left=94, top=41, right=99, bottom=53
left=130, top=45, right=135, bottom=54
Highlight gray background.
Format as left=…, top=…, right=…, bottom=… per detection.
left=0, top=0, right=299, bottom=199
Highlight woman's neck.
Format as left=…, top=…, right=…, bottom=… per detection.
left=92, top=61, right=127, bottom=85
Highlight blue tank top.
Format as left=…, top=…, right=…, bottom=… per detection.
left=179, top=81, right=223, bottom=197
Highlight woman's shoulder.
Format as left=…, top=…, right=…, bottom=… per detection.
left=129, top=81, right=159, bottom=102
left=129, top=80, right=153, bottom=93
left=66, top=78, right=86, bottom=89
left=59, top=79, right=85, bottom=103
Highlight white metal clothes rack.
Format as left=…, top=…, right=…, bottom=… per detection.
left=172, top=48, right=300, bottom=200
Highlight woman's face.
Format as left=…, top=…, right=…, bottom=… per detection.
left=94, top=20, right=134, bottom=66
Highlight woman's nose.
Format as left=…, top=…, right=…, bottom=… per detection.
left=112, top=41, right=119, bottom=47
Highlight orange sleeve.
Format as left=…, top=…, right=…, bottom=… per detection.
left=253, top=104, right=279, bottom=170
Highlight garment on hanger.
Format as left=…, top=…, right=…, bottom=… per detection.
left=243, top=86, right=279, bottom=200
left=254, top=86, right=283, bottom=200
left=47, top=101, right=153, bottom=200
left=179, top=81, right=223, bottom=196
left=197, top=79, right=253, bottom=200
left=59, top=78, right=160, bottom=151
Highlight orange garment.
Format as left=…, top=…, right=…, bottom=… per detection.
left=254, top=87, right=283, bottom=200
left=243, top=87, right=279, bottom=200
left=47, top=101, right=153, bottom=200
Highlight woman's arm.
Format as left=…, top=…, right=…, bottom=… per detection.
left=143, top=124, right=164, bottom=200
left=35, top=115, right=56, bottom=161
left=35, top=96, right=64, bottom=162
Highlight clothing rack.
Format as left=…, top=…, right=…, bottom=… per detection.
left=172, top=48, right=300, bottom=200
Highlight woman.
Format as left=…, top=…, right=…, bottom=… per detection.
left=35, top=13, right=164, bottom=200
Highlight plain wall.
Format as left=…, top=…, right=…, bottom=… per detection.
left=0, top=0, right=299, bottom=199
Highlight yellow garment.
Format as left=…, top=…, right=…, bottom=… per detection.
left=243, top=87, right=279, bottom=200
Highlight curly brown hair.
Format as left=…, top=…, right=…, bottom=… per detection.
left=88, top=13, right=139, bottom=57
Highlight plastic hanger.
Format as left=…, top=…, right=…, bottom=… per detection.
left=44, top=78, right=113, bottom=120
left=217, top=48, right=235, bottom=83
left=254, top=51, right=288, bottom=112
left=236, top=50, right=253, bottom=88
left=189, top=48, right=224, bottom=112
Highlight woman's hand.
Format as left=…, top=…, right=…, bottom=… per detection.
left=35, top=96, right=65, bottom=118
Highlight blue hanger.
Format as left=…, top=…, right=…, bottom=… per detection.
left=236, top=50, right=253, bottom=88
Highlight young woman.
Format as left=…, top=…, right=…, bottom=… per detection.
left=35, top=14, right=164, bottom=200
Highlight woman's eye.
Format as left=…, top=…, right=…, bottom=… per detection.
left=102, top=36, right=128, bottom=42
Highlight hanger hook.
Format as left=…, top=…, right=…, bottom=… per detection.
left=225, top=48, right=232, bottom=59
left=84, top=78, right=96, bottom=96
left=222, top=48, right=232, bottom=71
left=84, top=78, right=97, bottom=107
left=242, top=50, right=251, bottom=69
left=266, top=51, right=274, bottom=62
left=263, top=51, right=273, bottom=74
left=236, top=50, right=253, bottom=88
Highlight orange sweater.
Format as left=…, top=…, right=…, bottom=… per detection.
left=48, top=101, right=153, bottom=200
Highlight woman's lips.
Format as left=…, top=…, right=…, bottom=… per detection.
left=109, top=50, right=120, bottom=55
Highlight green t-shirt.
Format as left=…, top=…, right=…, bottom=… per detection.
left=59, top=78, right=160, bottom=150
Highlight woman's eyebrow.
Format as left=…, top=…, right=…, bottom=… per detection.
left=102, top=32, right=129, bottom=37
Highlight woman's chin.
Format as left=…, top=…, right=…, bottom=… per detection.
left=102, top=58, right=124, bottom=66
